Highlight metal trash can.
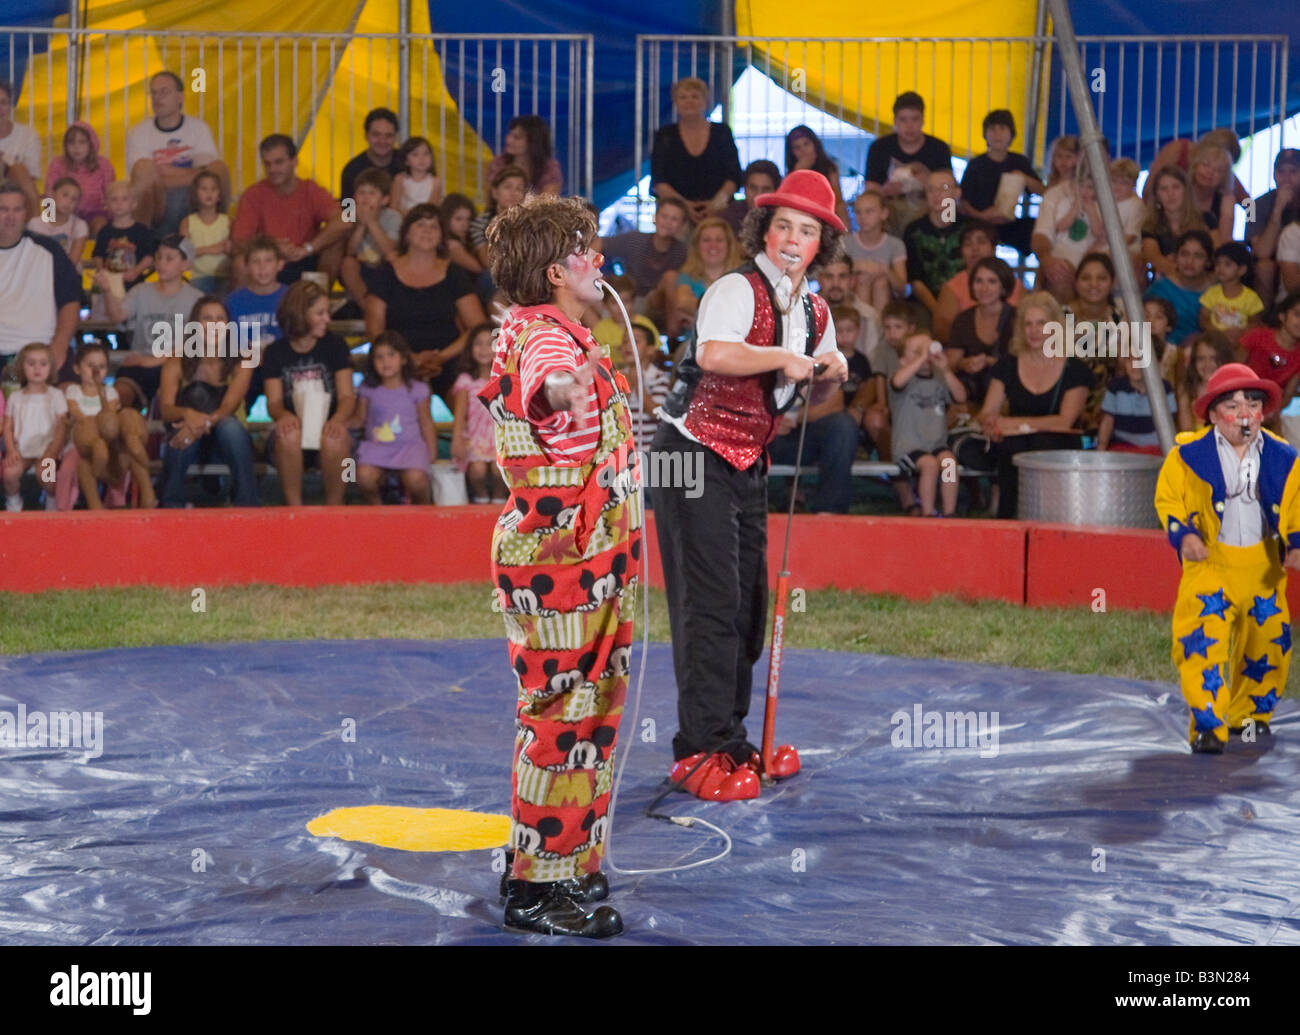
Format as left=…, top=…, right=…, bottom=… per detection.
left=1013, top=450, right=1163, bottom=528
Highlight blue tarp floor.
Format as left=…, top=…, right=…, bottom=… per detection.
left=1, top=639, right=1297, bottom=945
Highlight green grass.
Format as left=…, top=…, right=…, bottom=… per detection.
left=0, top=582, right=1252, bottom=692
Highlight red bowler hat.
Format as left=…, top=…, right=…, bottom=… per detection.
left=754, top=169, right=846, bottom=232
left=1193, top=362, right=1281, bottom=420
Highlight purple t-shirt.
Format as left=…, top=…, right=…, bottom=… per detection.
left=355, top=379, right=432, bottom=471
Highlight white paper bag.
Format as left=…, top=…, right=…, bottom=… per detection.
left=293, top=378, right=330, bottom=450
left=993, top=171, right=1027, bottom=220
left=430, top=462, right=469, bottom=505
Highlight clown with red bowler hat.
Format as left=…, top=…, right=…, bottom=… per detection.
left=653, top=169, right=848, bottom=798
left=1156, top=362, right=1300, bottom=754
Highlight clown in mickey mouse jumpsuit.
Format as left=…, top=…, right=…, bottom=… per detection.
left=1155, top=363, right=1300, bottom=754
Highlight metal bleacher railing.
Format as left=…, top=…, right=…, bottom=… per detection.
left=0, top=27, right=595, bottom=205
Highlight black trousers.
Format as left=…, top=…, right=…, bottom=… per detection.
left=652, top=422, right=769, bottom=761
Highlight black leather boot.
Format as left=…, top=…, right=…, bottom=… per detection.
left=1191, top=731, right=1225, bottom=754
left=497, top=849, right=609, bottom=903
left=1229, top=721, right=1271, bottom=736
left=503, top=880, right=622, bottom=938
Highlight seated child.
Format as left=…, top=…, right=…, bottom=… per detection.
left=1176, top=330, right=1234, bottom=432
left=180, top=169, right=232, bottom=295
left=618, top=314, right=672, bottom=457
left=225, top=235, right=290, bottom=410
left=1200, top=241, right=1263, bottom=345
left=2, top=344, right=72, bottom=511
left=92, top=181, right=157, bottom=302
left=27, top=177, right=88, bottom=263
left=353, top=330, right=436, bottom=505
left=451, top=322, right=507, bottom=503
left=340, top=168, right=401, bottom=305
left=64, top=340, right=155, bottom=508
left=889, top=333, right=967, bottom=516
left=1099, top=346, right=1178, bottom=455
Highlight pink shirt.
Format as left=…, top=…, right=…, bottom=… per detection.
left=45, top=154, right=116, bottom=222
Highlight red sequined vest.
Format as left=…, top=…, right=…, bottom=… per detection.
left=664, top=264, right=829, bottom=470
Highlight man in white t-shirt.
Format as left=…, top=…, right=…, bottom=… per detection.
left=0, top=79, right=41, bottom=219
left=126, top=71, right=230, bottom=233
left=1276, top=220, right=1300, bottom=302
left=0, top=180, right=84, bottom=378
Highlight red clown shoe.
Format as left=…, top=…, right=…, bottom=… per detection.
left=766, top=744, right=801, bottom=780
left=670, top=752, right=761, bottom=801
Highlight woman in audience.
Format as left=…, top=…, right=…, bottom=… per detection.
left=1176, top=330, right=1234, bottom=432
left=1064, top=252, right=1125, bottom=428
left=440, top=193, right=482, bottom=274
left=659, top=216, right=742, bottom=339
left=1143, top=127, right=1250, bottom=209
left=945, top=256, right=1018, bottom=412
left=1187, top=141, right=1239, bottom=246
left=1141, top=166, right=1207, bottom=279
left=470, top=164, right=528, bottom=269
left=978, top=291, right=1092, bottom=518
left=366, top=203, right=487, bottom=407
left=650, top=77, right=743, bottom=224
left=785, top=125, right=850, bottom=229
left=483, top=114, right=562, bottom=198
left=933, top=221, right=1024, bottom=340
left=156, top=295, right=258, bottom=507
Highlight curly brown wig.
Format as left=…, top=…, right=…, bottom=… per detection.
left=737, top=205, right=843, bottom=277
left=486, top=194, right=598, bottom=306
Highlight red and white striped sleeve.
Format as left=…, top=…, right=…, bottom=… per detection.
left=518, top=326, right=601, bottom=460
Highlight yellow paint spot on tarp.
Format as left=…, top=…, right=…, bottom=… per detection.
left=307, top=805, right=511, bottom=852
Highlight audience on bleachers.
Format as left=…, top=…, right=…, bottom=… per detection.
left=262, top=280, right=355, bottom=506
left=96, top=234, right=203, bottom=411
left=231, top=134, right=348, bottom=288
left=958, top=109, right=1044, bottom=256
left=650, top=77, right=743, bottom=225
left=944, top=256, right=1018, bottom=412
left=978, top=291, right=1091, bottom=519
left=786, top=125, right=850, bottom=229
left=932, top=220, right=1025, bottom=340
left=843, top=186, right=907, bottom=310
left=1097, top=344, right=1176, bottom=455
left=351, top=330, right=437, bottom=506
left=601, top=196, right=689, bottom=316
left=156, top=295, right=258, bottom=507
left=44, top=122, right=114, bottom=235
left=1246, top=148, right=1300, bottom=303
left=450, top=322, right=506, bottom=504
left=1176, top=330, right=1233, bottom=432
left=6, top=68, right=1300, bottom=517
left=484, top=115, right=562, bottom=199
left=721, top=160, right=779, bottom=238
left=180, top=169, right=232, bottom=295
left=0, top=180, right=82, bottom=379
left=364, top=203, right=487, bottom=407
left=903, top=167, right=966, bottom=317
left=0, top=80, right=43, bottom=218
left=126, top=71, right=230, bottom=236
left=28, top=177, right=88, bottom=262
left=340, top=107, right=402, bottom=202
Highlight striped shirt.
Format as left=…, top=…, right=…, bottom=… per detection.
left=496, top=315, right=601, bottom=462
left=625, top=362, right=671, bottom=452
left=1101, top=375, right=1177, bottom=449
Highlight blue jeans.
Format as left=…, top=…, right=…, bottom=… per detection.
left=767, top=410, right=859, bottom=513
left=160, top=416, right=259, bottom=507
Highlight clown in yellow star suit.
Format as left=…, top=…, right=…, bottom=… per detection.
left=1155, top=364, right=1300, bottom=751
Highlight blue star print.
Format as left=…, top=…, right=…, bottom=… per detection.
left=1248, top=591, right=1282, bottom=627
left=1192, top=705, right=1224, bottom=732
left=1196, top=588, right=1231, bottom=619
left=1201, top=664, right=1223, bottom=700
left=1180, top=624, right=1217, bottom=660
left=1241, top=653, right=1278, bottom=683
left=1272, top=624, right=1292, bottom=655
left=1249, top=688, right=1279, bottom=714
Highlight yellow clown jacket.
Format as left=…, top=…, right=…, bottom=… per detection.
left=1155, top=425, right=1300, bottom=556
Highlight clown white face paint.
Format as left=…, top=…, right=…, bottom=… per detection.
left=1211, top=391, right=1265, bottom=448
left=561, top=242, right=606, bottom=307
left=764, top=206, right=821, bottom=286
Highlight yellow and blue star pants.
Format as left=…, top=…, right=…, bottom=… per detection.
left=1171, top=540, right=1289, bottom=745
